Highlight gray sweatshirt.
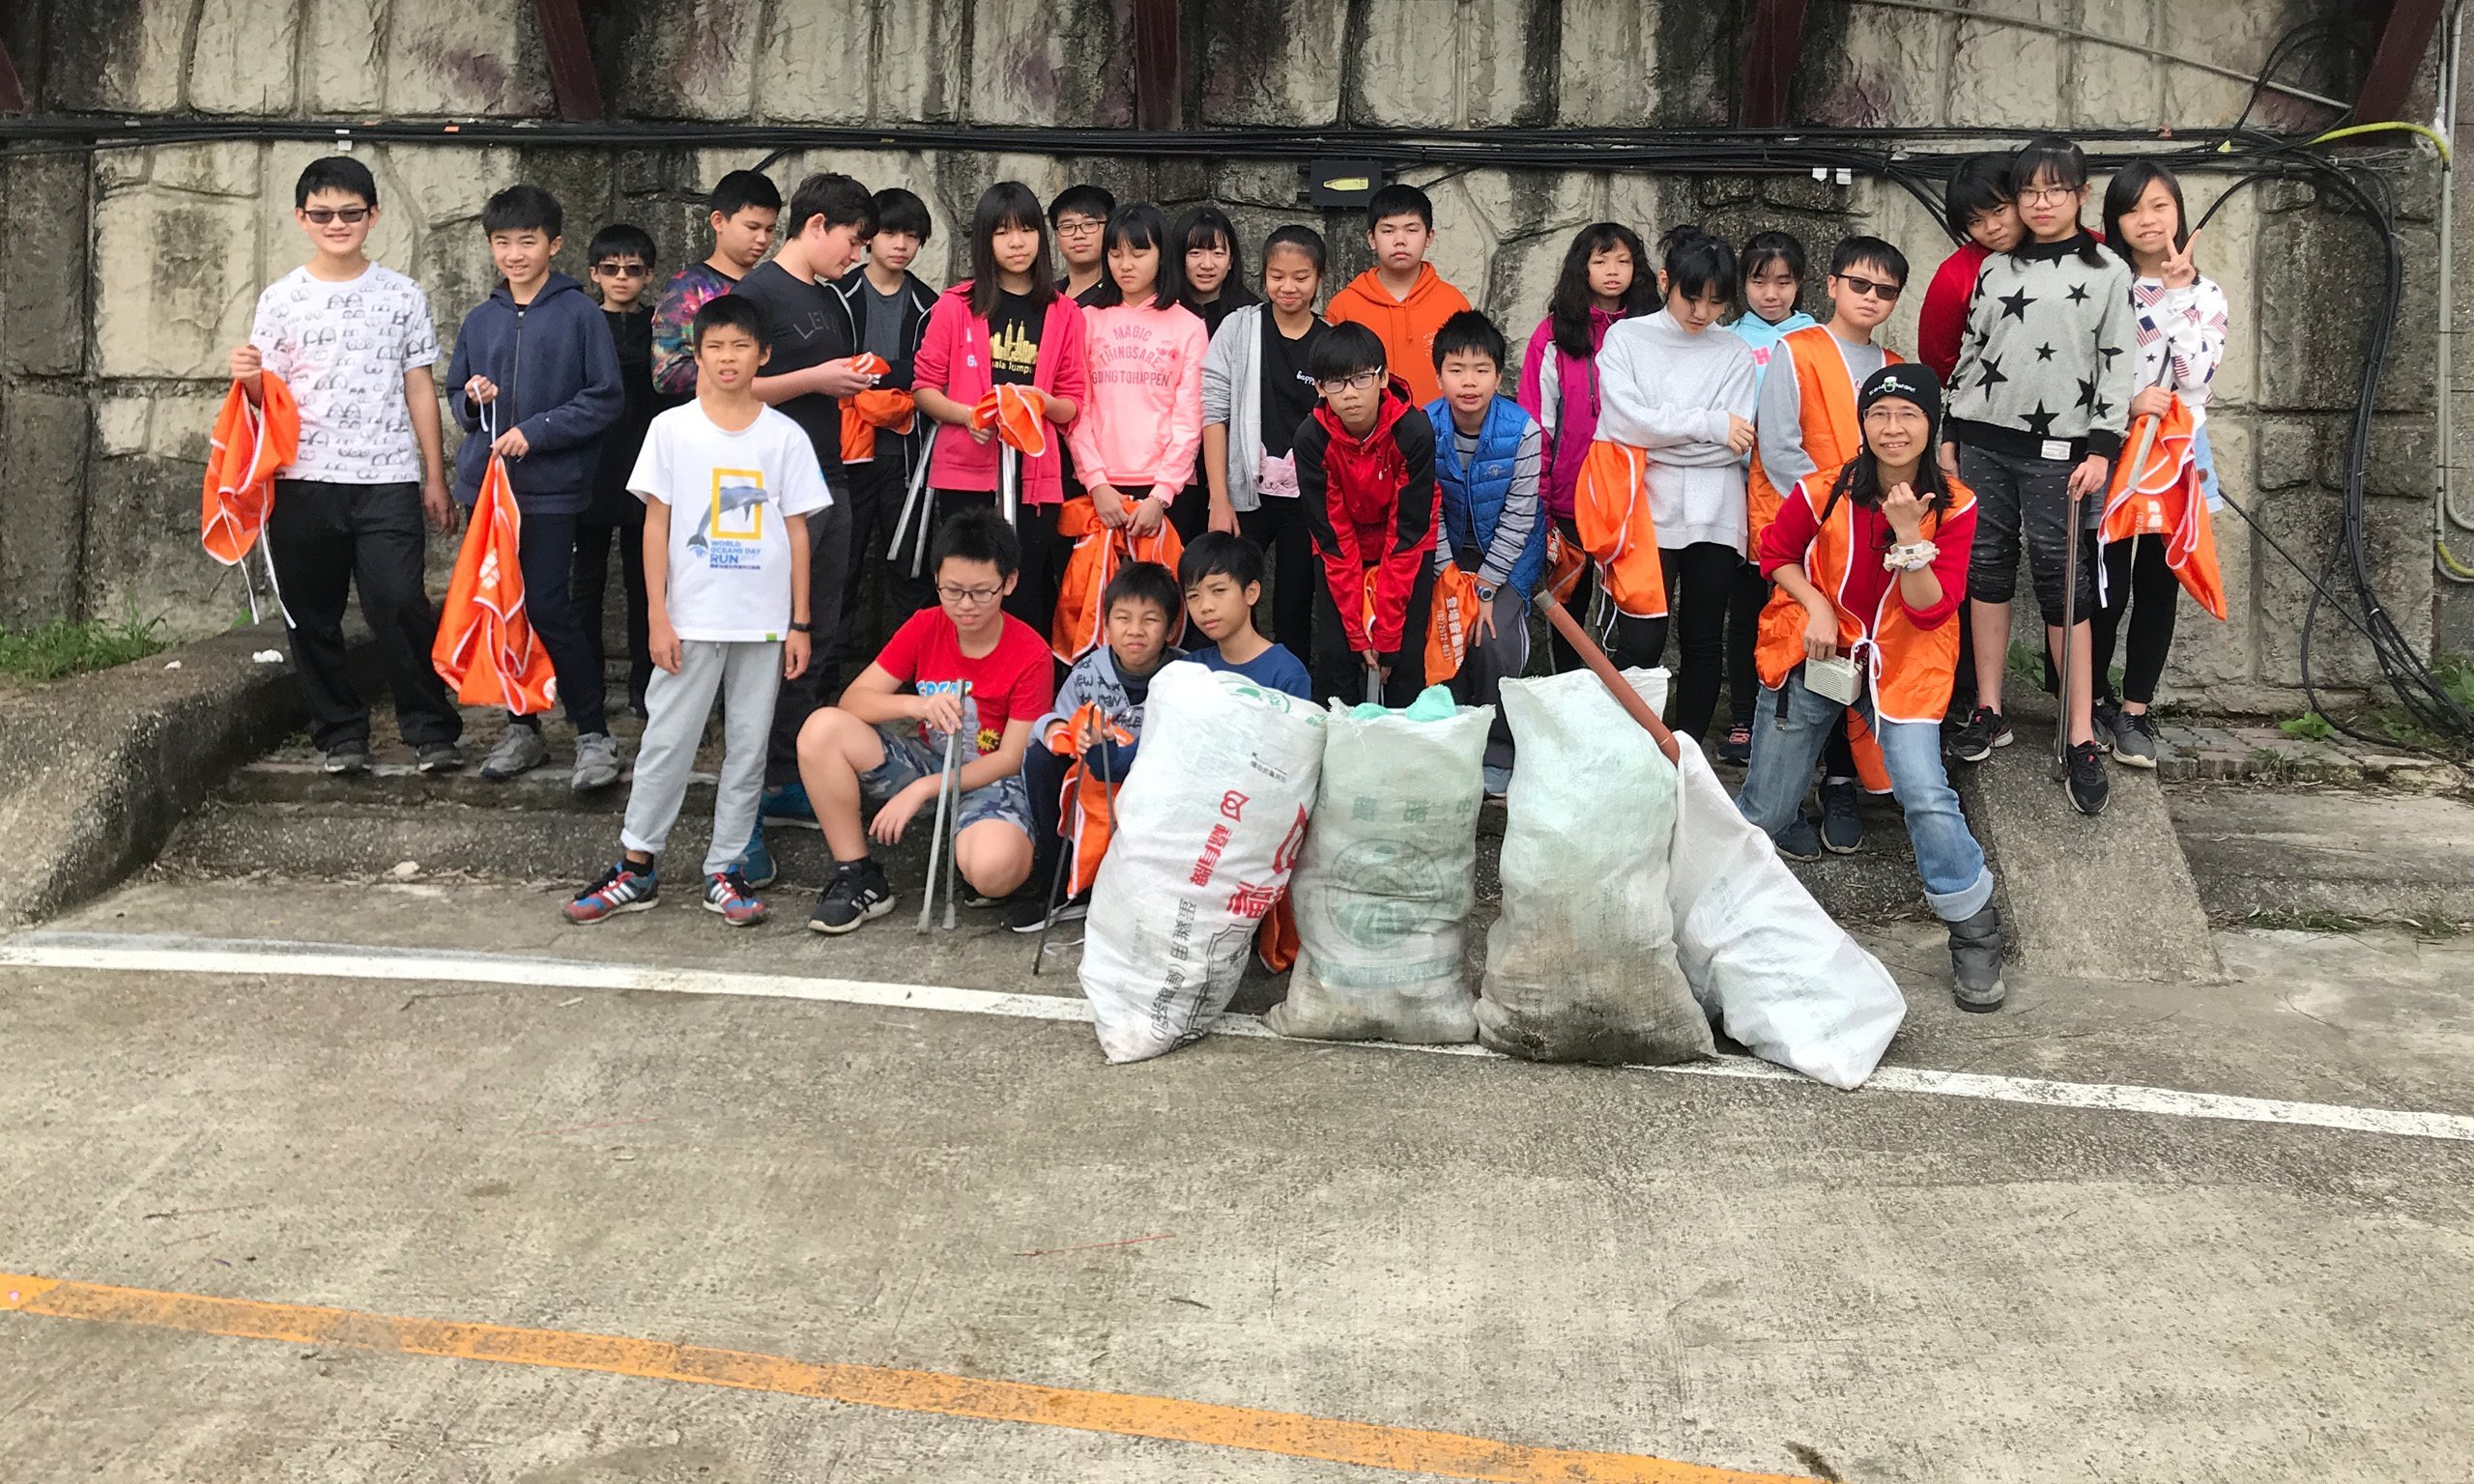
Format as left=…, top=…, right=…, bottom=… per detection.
left=1595, top=309, right=1760, bottom=553
left=1945, top=232, right=2138, bottom=462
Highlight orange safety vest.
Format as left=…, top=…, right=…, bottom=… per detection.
left=1756, top=465, right=1975, bottom=728
left=1050, top=498, right=1186, bottom=664
left=432, top=454, right=560, bottom=715
left=202, top=374, right=298, bottom=567
left=1047, top=700, right=1134, bottom=897
left=1569, top=441, right=1667, bottom=619
left=2099, top=394, right=2227, bottom=621
left=1747, top=327, right=1899, bottom=551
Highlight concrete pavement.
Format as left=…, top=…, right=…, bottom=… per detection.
left=3, top=878, right=2471, bottom=1482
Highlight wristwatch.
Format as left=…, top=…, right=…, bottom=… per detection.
left=1476, top=584, right=1498, bottom=604
left=788, top=620, right=814, bottom=633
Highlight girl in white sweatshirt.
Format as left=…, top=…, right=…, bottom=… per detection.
left=1593, top=225, right=1759, bottom=739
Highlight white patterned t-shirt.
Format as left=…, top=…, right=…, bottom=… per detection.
left=248, top=264, right=441, bottom=484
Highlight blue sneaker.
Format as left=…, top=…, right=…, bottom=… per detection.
left=703, top=870, right=767, bottom=927
left=565, top=859, right=657, bottom=924
left=739, top=823, right=777, bottom=889
left=761, top=783, right=815, bottom=822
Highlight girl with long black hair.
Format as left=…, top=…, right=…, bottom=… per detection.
left=908, top=181, right=1088, bottom=626
left=2092, top=160, right=2229, bottom=769
left=1517, top=221, right=1654, bottom=673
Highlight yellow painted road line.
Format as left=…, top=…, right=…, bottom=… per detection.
left=1, top=1270, right=1808, bottom=1483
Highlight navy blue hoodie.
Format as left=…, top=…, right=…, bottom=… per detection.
left=446, top=272, right=623, bottom=514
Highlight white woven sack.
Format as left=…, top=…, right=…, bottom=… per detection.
left=1666, top=744, right=1906, bottom=1088
left=1480, top=668, right=1712, bottom=1065
left=1079, top=663, right=1326, bottom=1063
left=1268, top=702, right=1492, bottom=1043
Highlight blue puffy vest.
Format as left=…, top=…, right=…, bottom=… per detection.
left=1426, top=395, right=1546, bottom=598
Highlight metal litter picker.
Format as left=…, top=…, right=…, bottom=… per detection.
left=916, top=681, right=972, bottom=932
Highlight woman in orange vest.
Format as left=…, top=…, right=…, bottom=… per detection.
left=1735, top=365, right=2007, bottom=1013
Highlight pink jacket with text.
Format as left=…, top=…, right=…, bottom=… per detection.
left=1067, top=300, right=1207, bottom=499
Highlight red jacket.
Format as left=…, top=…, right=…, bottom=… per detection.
left=1293, top=381, right=1438, bottom=654
left=1917, top=243, right=1989, bottom=386
left=913, top=283, right=1090, bottom=505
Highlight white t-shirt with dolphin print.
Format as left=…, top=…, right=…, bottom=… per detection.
left=628, top=401, right=833, bottom=642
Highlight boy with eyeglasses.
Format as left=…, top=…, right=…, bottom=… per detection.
left=797, top=508, right=1053, bottom=934
left=230, top=156, right=464, bottom=778
left=1047, top=184, right=1116, bottom=305
left=1293, top=321, right=1440, bottom=708
left=577, top=222, right=661, bottom=719
left=1743, top=235, right=1911, bottom=852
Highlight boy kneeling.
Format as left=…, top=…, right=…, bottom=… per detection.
left=565, top=297, right=827, bottom=926
left=802, top=508, right=1054, bottom=933
left=1008, top=560, right=1186, bottom=933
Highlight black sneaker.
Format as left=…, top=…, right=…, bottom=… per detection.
left=1947, top=903, right=2007, bottom=1013
left=2112, top=708, right=2161, bottom=769
left=1771, top=813, right=1823, bottom=863
left=2093, top=695, right=2122, bottom=741
left=1950, top=705, right=2012, bottom=763
left=1006, top=890, right=1090, bottom=935
left=323, top=741, right=371, bottom=776
left=416, top=741, right=464, bottom=774
left=1819, top=781, right=1864, bottom=854
left=2067, top=739, right=2111, bottom=816
left=1716, top=725, right=1752, bottom=767
left=808, top=860, right=894, bottom=934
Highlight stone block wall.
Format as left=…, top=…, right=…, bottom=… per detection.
left=0, top=0, right=2449, bottom=714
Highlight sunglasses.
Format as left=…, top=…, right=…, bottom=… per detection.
left=1836, top=273, right=1904, bottom=301
left=302, top=207, right=370, bottom=225
left=593, top=262, right=649, bottom=278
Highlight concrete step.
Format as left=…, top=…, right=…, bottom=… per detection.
left=2167, top=785, right=2474, bottom=925
left=1950, top=701, right=2225, bottom=985
left=173, top=764, right=1941, bottom=928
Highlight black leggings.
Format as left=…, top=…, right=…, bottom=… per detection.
left=1239, top=498, right=1317, bottom=653
left=1614, top=542, right=1735, bottom=740
left=2089, top=534, right=2179, bottom=706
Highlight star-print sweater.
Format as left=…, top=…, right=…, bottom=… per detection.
left=1944, top=231, right=2138, bottom=463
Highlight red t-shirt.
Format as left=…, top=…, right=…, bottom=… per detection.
left=1917, top=242, right=1990, bottom=386
left=873, top=608, right=1055, bottom=757
left=1759, top=480, right=1973, bottom=634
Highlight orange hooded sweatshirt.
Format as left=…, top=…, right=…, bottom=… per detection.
left=1325, top=263, right=1471, bottom=407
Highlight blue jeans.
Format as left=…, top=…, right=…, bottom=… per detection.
left=1734, top=669, right=1995, bottom=923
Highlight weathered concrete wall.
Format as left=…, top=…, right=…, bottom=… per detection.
left=0, top=0, right=2445, bottom=713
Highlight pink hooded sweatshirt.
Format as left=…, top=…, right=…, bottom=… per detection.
left=1515, top=304, right=1626, bottom=522
left=1068, top=300, right=1207, bottom=500
left=913, top=282, right=1090, bottom=505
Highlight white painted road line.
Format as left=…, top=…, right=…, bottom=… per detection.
left=7, top=933, right=2472, bottom=1145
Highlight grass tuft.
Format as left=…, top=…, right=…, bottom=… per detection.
left=0, top=614, right=169, bottom=682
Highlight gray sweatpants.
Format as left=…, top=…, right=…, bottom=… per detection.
left=620, top=638, right=781, bottom=877
left=1447, top=585, right=1531, bottom=773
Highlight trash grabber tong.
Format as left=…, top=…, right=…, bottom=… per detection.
left=916, top=680, right=972, bottom=931
left=1534, top=590, right=1683, bottom=764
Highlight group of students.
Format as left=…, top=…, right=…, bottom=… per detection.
left=228, top=133, right=2228, bottom=1010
